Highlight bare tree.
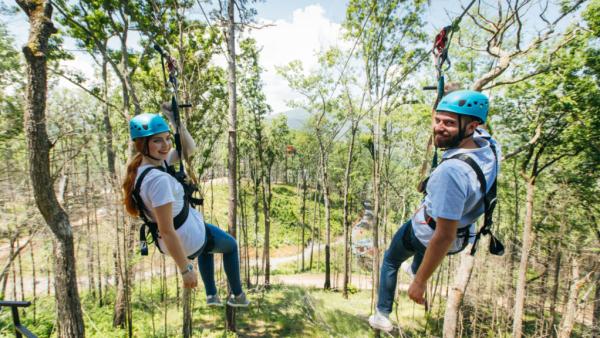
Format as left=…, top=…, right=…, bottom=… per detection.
left=15, top=1, right=85, bottom=336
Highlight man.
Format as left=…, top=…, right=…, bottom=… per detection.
left=369, top=90, right=501, bottom=332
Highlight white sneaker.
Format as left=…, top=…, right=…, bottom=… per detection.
left=401, top=261, right=415, bottom=280
left=368, top=309, right=394, bottom=332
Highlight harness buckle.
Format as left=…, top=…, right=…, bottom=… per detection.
left=140, top=240, right=148, bottom=256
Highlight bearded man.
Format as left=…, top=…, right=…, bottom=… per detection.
left=369, top=90, right=501, bottom=332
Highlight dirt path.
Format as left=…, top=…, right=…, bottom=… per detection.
left=272, top=272, right=410, bottom=292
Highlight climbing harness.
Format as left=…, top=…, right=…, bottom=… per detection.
left=420, top=132, right=504, bottom=256
left=134, top=162, right=212, bottom=257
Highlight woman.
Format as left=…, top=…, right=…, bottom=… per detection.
left=122, top=105, right=249, bottom=307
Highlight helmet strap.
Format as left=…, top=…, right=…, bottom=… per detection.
left=443, top=115, right=474, bottom=149
left=143, top=138, right=162, bottom=162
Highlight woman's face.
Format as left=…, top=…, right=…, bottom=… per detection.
left=146, top=132, right=172, bottom=160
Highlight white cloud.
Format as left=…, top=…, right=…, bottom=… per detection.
left=246, top=4, right=347, bottom=113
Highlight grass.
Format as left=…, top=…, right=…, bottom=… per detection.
left=1, top=276, right=430, bottom=338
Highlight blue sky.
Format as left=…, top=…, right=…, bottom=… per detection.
left=1, top=1, right=573, bottom=113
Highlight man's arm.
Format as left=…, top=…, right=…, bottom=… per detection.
left=408, top=217, right=458, bottom=304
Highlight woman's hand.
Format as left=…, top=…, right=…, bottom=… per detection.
left=161, top=102, right=176, bottom=125
left=182, top=270, right=198, bottom=289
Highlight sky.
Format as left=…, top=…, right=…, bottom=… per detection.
left=1, top=1, right=567, bottom=114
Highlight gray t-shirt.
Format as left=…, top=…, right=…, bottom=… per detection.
left=412, top=128, right=501, bottom=253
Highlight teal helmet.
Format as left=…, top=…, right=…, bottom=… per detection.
left=436, top=90, right=489, bottom=123
left=129, top=113, right=170, bottom=140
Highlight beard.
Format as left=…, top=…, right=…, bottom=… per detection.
left=434, top=130, right=462, bottom=149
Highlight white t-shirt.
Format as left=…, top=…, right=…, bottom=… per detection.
left=412, top=128, right=501, bottom=253
left=136, top=163, right=206, bottom=257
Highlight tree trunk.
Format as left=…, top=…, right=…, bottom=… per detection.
left=443, top=249, right=475, bottom=338
left=592, top=270, right=600, bottom=338
left=342, top=122, right=358, bottom=298
left=549, top=218, right=565, bottom=331
left=29, top=229, right=37, bottom=322
left=317, top=140, right=332, bottom=290
left=101, top=55, right=116, bottom=181
left=261, top=171, right=272, bottom=286
left=557, top=258, right=588, bottom=338
left=16, top=1, right=85, bottom=336
left=182, top=288, right=192, bottom=338
left=84, top=155, right=96, bottom=299
left=252, top=164, right=260, bottom=285
left=372, top=133, right=381, bottom=308
left=512, top=177, right=536, bottom=338
left=225, top=0, right=237, bottom=331
left=301, top=171, right=307, bottom=271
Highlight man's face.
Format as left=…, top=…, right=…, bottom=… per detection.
left=433, top=111, right=462, bottom=149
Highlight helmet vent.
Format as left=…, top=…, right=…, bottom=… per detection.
left=143, top=124, right=149, bottom=130
left=458, top=99, right=466, bottom=107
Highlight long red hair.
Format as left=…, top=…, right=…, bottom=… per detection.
left=122, top=138, right=147, bottom=216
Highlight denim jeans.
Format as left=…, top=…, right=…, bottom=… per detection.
left=377, top=220, right=426, bottom=315
left=197, top=224, right=243, bottom=297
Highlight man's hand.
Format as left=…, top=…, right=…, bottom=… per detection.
left=444, top=82, right=462, bottom=94
left=408, top=280, right=426, bottom=305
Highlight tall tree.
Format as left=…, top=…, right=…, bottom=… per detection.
left=15, top=1, right=85, bottom=337
left=279, top=52, right=346, bottom=289
left=344, top=0, right=427, bottom=302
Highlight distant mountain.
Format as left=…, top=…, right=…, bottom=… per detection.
left=266, top=108, right=311, bottom=130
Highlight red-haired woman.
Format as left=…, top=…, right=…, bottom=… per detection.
left=122, top=105, right=248, bottom=307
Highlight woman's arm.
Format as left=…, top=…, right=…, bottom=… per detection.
left=161, top=103, right=196, bottom=162
left=154, top=202, right=198, bottom=288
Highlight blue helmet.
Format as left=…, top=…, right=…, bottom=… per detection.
left=436, top=90, right=489, bottom=123
left=129, top=113, right=170, bottom=140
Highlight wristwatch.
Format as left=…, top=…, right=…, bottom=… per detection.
left=181, top=263, right=194, bottom=276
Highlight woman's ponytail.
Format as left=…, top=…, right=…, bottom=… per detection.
left=122, top=151, right=144, bottom=216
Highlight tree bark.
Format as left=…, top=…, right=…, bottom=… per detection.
left=316, top=138, right=332, bottom=290
left=301, top=171, right=307, bottom=271
left=442, top=249, right=475, bottom=338
left=592, top=270, right=600, bottom=338
left=261, top=170, right=272, bottom=285
left=342, top=122, right=358, bottom=298
left=225, top=0, right=237, bottom=331
left=101, top=54, right=116, bottom=181
left=512, top=178, right=536, bottom=338
left=557, top=258, right=590, bottom=338
left=16, top=1, right=85, bottom=336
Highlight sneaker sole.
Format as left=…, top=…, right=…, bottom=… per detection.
left=368, top=317, right=393, bottom=332
left=226, top=302, right=250, bottom=308
left=207, top=303, right=223, bottom=307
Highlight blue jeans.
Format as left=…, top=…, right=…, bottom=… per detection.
left=197, top=224, right=243, bottom=297
left=377, top=220, right=426, bottom=315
